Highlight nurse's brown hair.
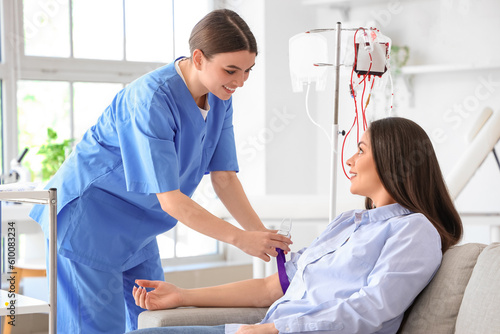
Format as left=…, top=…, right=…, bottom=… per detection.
left=366, top=117, right=462, bottom=253
left=189, top=9, right=258, bottom=59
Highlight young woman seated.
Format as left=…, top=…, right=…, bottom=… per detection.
left=129, top=117, right=463, bottom=334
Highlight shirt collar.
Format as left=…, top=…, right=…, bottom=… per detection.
left=175, top=57, right=211, bottom=118
left=365, top=203, right=413, bottom=223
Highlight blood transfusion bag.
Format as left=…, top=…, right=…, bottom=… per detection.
left=354, top=42, right=389, bottom=76
left=354, top=30, right=390, bottom=77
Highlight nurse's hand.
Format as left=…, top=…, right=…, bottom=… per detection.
left=236, top=231, right=292, bottom=262
left=235, top=323, right=279, bottom=334
left=133, top=280, right=183, bottom=310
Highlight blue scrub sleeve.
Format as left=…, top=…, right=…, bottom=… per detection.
left=117, top=92, right=180, bottom=194
left=207, top=101, right=239, bottom=173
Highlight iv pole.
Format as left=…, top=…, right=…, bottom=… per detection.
left=305, top=23, right=389, bottom=223
left=329, top=22, right=342, bottom=223
left=307, top=22, right=342, bottom=223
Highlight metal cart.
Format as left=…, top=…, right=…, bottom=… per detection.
left=0, top=188, right=57, bottom=334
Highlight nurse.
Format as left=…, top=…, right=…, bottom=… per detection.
left=29, top=9, right=291, bottom=334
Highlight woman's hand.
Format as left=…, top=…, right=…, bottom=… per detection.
left=236, top=230, right=292, bottom=262
left=235, top=323, right=279, bottom=334
left=132, top=279, right=183, bottom=310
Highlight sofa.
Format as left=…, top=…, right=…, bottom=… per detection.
left=138, top=242, right=500, bottom=333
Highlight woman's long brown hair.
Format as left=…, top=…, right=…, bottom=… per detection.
left=366, top=117, right=462, bottom=252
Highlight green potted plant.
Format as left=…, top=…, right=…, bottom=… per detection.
left=390, top=45, right=410, bottom=76
left=37, top=128, right=73, bottom=181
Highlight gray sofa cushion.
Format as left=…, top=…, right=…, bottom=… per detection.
left=455, top=242, right=500, bottom=334
left=398, top=243, right=486, bottom=334
left=138, top=307, right=268, bottom=329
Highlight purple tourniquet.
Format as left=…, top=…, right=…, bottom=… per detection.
left=276, top=248, right=290, bottom=294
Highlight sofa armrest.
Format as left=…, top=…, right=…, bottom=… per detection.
left=138, top=307, right=269, bottom=329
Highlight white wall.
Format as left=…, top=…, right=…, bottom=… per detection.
left=263, top=0, right=319, bottom=195
left=219, top=0, right=267, bottom=195
left=228, top=0, right=319, bottom=197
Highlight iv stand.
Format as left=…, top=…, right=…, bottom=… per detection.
left=308, top=22, right=343, bottom=223
left=329, top=22, right=342, bottom=223
left=307, top=23, right=388, bottom=223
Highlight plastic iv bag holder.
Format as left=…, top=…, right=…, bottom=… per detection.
left=289, top=33, right=329, bottom=92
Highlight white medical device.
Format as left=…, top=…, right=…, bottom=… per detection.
left=289, top=33, right=329, bottom=92
left=1, top=148, right=31, bottom=184
left=277, top=218, right=292, bottom=238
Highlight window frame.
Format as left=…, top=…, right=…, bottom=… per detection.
left=0, top=0, right=224, bottom=264
left=2, top=0, right=169, bottom=173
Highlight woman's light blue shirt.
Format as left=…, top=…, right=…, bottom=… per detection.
left=30, top=60, right=239, bottom=272
left=226, top=203, right=442, bottom=334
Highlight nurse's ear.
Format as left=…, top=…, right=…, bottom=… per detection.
left=192, top=49, right=205, bottom=70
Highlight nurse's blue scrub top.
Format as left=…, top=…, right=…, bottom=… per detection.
left=30, top=60, right=239, bottom=272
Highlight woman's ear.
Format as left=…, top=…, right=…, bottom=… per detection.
left=192, top=49, right=204, bottom=70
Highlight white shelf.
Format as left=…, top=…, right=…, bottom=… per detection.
left=459, top=213, right=500, bottom=226
left=1, top=203, right=33, bottom=220
left=401, top=63, right=500, bottom=75
left=300, top=0, right=393, bottom=20
left=399, top=63, right=500, bottom=106
left=303, top=0, right=350, bottom=4
left=0, top=290, right=49, bottom=316
left=302, top=0, right=387, bottom=5
left=1, top=203, right=39, bottom=236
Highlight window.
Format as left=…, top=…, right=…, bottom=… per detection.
left=72, top=82, right=124, bottom=138
left=23, top=0, right=71, bottom=57
left=0, top=81, right=3, bottom=173
left=23, top=0, right=176, bottom=62
left=17, top=80, right=124, bottom=176
left=1, top=0, right=219, bottom=263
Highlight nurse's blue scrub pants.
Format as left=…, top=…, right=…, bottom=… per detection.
left=46, top=209, right=164, bottom=333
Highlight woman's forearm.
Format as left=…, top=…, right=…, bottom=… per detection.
left=181, top=273, right=283, bottom=308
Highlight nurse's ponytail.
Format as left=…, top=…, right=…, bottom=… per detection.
left=189, top=9, right=258, bottom=59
